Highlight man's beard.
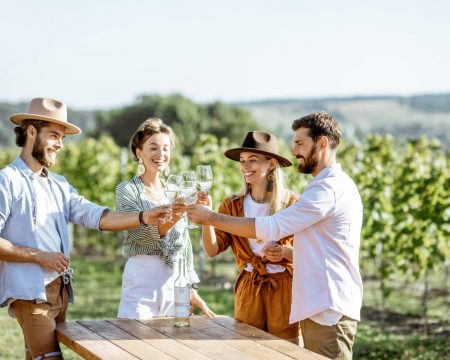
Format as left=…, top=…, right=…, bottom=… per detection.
left=297, top=144, right=319, bottom=174
left=32, top=135, right=55, bottom=168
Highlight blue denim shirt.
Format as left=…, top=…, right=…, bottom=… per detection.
left=0, top=157, right=108, bottom=307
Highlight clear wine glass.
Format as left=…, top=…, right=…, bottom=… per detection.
left=181, top=170, right=196, bottom=182
left=180, top=180, right=198, bottom=229
left=165, top=175, right=182, bottom=221
left=196, top=165, right=213, bottom=192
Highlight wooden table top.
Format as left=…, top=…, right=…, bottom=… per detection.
left=56, top=316, right=327, bottom=360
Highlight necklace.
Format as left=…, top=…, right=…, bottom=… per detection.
left=143, top=184, right=166, bottom=204
left=251, top=194, right=269, bottom=204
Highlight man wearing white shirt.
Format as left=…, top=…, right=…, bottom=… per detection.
left=187, top=112, right=363, bottom=359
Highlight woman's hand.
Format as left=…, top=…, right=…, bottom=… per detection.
left=190, top=289, right=216, bottom=318
left=196, top=191, right=212, bottom=209
left=171, top=198, right=186, bottom=218
left=263, top=243, right=287, bottom=262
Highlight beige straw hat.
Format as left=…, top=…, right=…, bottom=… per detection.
left=10, top=97, right=81, bottom=135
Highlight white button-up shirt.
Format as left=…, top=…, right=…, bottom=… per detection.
left=255, top=164, right=363, bottom=323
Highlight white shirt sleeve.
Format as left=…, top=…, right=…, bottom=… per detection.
left=255, top=181, right=336, bottom=241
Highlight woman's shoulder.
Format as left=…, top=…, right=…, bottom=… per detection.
left=222, top=193, right=244, bottom=205
left=116, top=177, right=140, bottom=196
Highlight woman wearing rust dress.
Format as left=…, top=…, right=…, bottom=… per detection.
left=197, top=131, right=300, bottom=344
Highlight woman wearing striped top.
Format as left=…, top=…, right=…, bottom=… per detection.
left=116, top=118, right=214, bottom=320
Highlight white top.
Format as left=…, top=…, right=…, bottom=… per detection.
left=243, top=194, right=285, bottom=274
left=34, top=175, right=61, bottom=285
left=255, top=164, right=363, bottom=324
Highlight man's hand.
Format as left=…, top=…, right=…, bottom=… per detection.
left=186, top=204, right=214, bottom=225
left=190, top=289, right=216, bottom=318
left=0, top=237, right=69, bottom=273
left=35, top=251, right=69, bottom=274
left=142, top=205, right=171, bottom=225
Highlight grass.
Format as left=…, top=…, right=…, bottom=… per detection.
left=0, top=256, right=448, bottom=359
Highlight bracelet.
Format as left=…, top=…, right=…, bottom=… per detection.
left=139, top=210, right=148, bottom=227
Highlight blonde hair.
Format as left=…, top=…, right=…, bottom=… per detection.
left=130, top=118, right=175, bottom=160
left=239, top=159, right=291, bottom=215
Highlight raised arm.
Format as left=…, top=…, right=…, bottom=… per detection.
left=99, top=207, right=170, bottom=231
left=187, top=204, right=256, bottom=239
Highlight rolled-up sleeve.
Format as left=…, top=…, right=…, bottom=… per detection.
left=68, top=184, right=108, bottom=230
left=256, top=182, right=336, bottom=241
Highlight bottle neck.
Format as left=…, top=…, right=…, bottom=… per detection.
left=179, top=257, right=184, bottom=277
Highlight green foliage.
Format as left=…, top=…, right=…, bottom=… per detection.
left=0, top=147, right=19, bottom=169
left=91, top=94, right=259, bottom=155
left=354, top=322, right=450, bottom=359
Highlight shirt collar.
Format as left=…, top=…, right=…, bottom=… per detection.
left=13, top=157, right=49, bottom=178
left=311, top=163, right=342, bottom=183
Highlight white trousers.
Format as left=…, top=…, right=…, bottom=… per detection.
left=117, top=255, right=179, bottom=320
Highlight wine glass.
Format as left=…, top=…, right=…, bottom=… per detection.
left=181, top=170, right=196, bottom=182
left=165, top=175, right=182, bottom=221
left=196, top=165, right=213, bottom=192
left=165, top=175, right=182, bottom=203
left=180, top=180, right=198, bottom=229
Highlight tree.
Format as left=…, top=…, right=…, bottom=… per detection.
left=91, top=94, right=259, bottom=155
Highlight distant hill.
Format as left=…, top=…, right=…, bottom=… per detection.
left=1, top=94, right=449, bottom=148
left=235, top=94, right=450, bottom=148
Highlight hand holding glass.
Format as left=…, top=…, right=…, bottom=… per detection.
left=180, top=180, right=198, bottom=229
left=165, top=175, right=182, bottom=221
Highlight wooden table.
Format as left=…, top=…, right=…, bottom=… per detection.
left=56, top=316, right=327, bottom=360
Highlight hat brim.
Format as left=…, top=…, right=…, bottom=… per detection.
left=9, top=113, right=81, bottom=135
left=224, top=147, right=292, bottom=167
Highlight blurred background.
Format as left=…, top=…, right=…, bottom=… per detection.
left=1, top=1, right=449, bottom=359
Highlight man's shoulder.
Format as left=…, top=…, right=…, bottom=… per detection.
left=0, top=162, right=21, bottom=181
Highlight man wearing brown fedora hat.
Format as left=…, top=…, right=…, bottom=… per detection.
left=187, top=112, right=363, bottom=359
left=0, top=97, right=170, bottom=360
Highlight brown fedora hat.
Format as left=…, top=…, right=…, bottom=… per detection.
left=224, top=131, right=292, bottom=167
left=10, top=97, right=81, bottom=135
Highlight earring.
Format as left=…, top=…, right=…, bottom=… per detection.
left=137, top=158, right=146, bottom=176
left=266, top=170, right=275, bottom=192
left=163, top=166, right=170, bottom=178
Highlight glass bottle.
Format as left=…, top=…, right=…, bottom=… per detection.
left=174, top=257, right=190, bottom=327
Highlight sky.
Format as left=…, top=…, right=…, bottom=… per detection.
left=1, top=0, right=449, bottom=109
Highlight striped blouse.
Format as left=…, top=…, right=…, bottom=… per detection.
left=115, top=176, right=199, bottom=284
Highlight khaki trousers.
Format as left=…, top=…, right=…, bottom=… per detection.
left=300, top=316, right=357, bottom=360
left=234, top=271, right=300, bottom=339
left=9, top=277, right=69, bottom=360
